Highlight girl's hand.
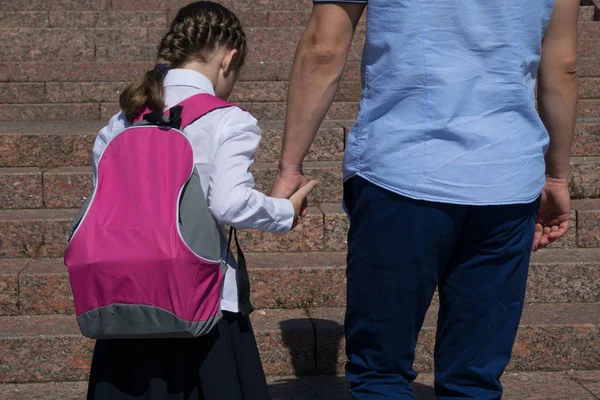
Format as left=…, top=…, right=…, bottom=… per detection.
left=289, top=180, right=319, bottom=227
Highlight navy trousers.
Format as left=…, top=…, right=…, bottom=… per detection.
left=343, top=177, right=540, bottom=400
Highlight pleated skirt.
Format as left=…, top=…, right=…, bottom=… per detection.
left=87, top=312, right=270, bottom=400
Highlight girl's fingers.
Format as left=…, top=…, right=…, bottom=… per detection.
left=291, top=180, right=319, bottom=201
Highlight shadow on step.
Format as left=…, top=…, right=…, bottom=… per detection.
left=275, top=319, right=436, bottom=400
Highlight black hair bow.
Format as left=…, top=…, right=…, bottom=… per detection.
left=142, top=105, right=183, bottom=130
left=154, top=63, right=170, bottom=76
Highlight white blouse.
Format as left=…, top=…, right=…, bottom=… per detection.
left=91, top=69, right=295, bottom=313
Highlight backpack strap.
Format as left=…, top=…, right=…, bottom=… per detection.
left=176, top=93, right=242, bottom=130
left=133, top=93, right=242, bottom=130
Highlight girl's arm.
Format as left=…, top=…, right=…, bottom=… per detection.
left=207, top=108, right=295, bottom=233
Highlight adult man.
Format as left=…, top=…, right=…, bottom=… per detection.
left=271, top=0, right=579, bottom=398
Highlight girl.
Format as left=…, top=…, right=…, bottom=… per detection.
left=86, top=2, right=317, bottom=399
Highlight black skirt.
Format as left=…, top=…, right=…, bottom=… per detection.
left=87, top=312, right=270, bottom=400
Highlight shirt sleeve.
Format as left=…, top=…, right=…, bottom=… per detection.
left=91, top=111, right=130, bottom=186
left=207, top=108, right=295, bottom=234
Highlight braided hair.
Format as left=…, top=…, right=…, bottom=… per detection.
left=120, top=1, right=247, bottom=121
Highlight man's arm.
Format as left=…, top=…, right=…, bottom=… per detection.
left=271, top=2, right=365, bottom=199
left=533, top=0, right=579, bottom=251
left=537, top=0, right=579, bottom=180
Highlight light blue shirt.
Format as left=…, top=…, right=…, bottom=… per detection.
left=316, top=0, right=556, bottom=205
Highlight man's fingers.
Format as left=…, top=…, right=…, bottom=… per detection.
left=548, top=223, right=569, bottom=240
left=533, top=223, right=543, bottom=251
left=538, top=233, right=551, bottom=249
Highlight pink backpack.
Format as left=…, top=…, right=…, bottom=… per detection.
left=64, top=94, right=239, bottom=339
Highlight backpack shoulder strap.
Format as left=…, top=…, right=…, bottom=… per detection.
left=133, top=93, right=243, bottom=130
left=176, top=93, right=242, bottom=130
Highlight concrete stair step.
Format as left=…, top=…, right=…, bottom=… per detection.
left=0, top=120, right=347, bottom=168
left=0, top=61, right=361, bottom=83
left=0, top=303, right=598, bottom=383
left=0, top=0, right=314, bottom=12
left=580, top=57, right=600, bottom=77
left=4, top=23, right=600, bottom=59
left=4, top=77, right=600, bottom=104
left=0, top=118, right=597, bottom=168
left=0, top=10, right=322, bottom=30
left=0, top=80, right=363, bottom=104
left=7, top=161, right=340, bottom=208
left=0, top=28, right=365, bottom=63
left=1, top=248, right=599, bottom=317
left=6, top=79, right=600, bottom=111
left=4, top=99, right=600, bottom=122
left=14, top=5, right=600, bottom=31
left=0, top=204, right=343, bottom=258
left=3, top=58, right=599, bottom=85
left=0, top=199, right=599, bottom=259
left=0, top=101, right=362, bottom=122
left=1, top=156, right=598, bottom=209
left=1, top=371, right=600, bottom=400
left=310, top=303, right=600, bottom=375
left=2, top=9, right=320, bottom=30
left=5, top=24, right=600, bottom=57
left=580, top=5, right=598, bottom=22
left=574, top=117, right=600, bottom=156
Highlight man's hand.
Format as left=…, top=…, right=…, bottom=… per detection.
left=533, top=177, right=571, bottom=251
left=271, top=167, right=310, bottom=217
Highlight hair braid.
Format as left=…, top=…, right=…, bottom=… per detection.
left=120, top=1, right=247, bottom=121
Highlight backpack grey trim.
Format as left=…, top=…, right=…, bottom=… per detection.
left=69, top=188, right=94, bottom=240
left=179, top=168, right=222, bottom=262
left=77, top=304, right=222, bottom=339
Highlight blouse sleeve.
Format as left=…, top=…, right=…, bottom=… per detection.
left=207, top=108, right=295, bottom=233
left=91, top=112, right=130, bottom=186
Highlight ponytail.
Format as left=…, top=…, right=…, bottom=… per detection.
left=119, top=66, right=167, bottom=122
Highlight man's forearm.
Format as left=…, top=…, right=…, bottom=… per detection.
left=279, top=4, right=364, bottom=172
left=279, top=35, right=349, bottom=171
left=538, top=67, right=579, bottom=180
left=537, top=0, right=579, bottom=181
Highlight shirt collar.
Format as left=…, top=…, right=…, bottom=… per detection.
left=163, top=69, right=216, bottom=95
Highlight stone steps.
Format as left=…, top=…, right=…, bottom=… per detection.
left=0, top=29, right=366, bottom=63
left=0, top=1, right=598, bottom=394
left=1, top=249, right=599, bottom=318
left=0, top=5, right=596, bottom=32
left=5, top=58, right=600, bottom=83
left=0, top=162, right=343, bottom=207
left=0, top=101, right=364, bottom=121
left=0, top=60, right=361, bottom=82
left=0, top=80, right=364, bottom=104
left=1, top=372, right=600, bottom=400
left=3, top=98, right=600, bottom=122
left=0, top=120, right=346, bottom=168
left=0, top=303, right=598, bottom=384
left=0, top=4, right=598, bottom=121
left=0, top=0, right=314, bottom=12
left=0, top=157, right=598, bottom=209
left=0, top=119, right=597, bottom=168
left=0, top=205, right=339, bottom=258
left=4, top=77, right=600, bottom=104
left=0, top=199, right=599, bottom=258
